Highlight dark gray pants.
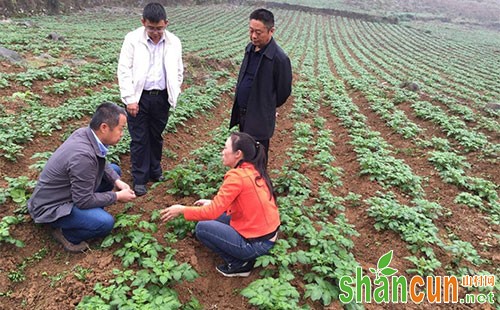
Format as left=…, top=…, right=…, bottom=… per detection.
left=127, top=90, right=169, bottom=185
left=239, top=109, right=270, bottom=162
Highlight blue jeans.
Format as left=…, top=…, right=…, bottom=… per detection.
left=50, top=164, right=121, bottom=244
left=195, top=213, right=275, bottom=266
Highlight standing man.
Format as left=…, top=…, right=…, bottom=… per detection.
left=118, top=2, right=183, bottom=196
left=28, top=102, right=136, bottom=253
left=230, top=8, right=292, bottom=161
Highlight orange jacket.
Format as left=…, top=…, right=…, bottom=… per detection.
left=183, top=162, right=280, bottom=239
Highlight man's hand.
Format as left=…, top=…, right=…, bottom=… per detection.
left=126, top=103, right=139, bottom=117
left=160, top=204, right=185, bottom=222
left=116, top=188, right=136, bottom=202
left=115, top=179, right=131, bottom=191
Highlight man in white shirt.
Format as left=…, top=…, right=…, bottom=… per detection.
left=117, top=2, right=183, bottom=196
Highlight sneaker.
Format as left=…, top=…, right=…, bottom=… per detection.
left=51, top=228, right=89, bottom=253
left=216, top=261, right=254, bottom=277
left=134, top=184, right=147, bottom=196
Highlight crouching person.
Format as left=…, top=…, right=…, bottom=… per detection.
left=28, top=102, right=136, bottom=253
left=161, top=132, right=280, bottom=277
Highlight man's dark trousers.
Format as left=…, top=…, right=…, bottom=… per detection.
left=127, top=90, right=170, bottom=186
left=239, top=109, right=270, bottom=161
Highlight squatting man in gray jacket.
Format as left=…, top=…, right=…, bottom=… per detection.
left=28, top=102, right=136, bottom=253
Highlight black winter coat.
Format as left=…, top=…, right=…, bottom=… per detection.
left=230, top=38, right=292, bottom=140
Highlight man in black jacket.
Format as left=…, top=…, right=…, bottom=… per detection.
left=229, top=8, right=292, bottom=162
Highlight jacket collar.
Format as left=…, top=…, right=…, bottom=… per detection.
left=90, top=129, right=109, bottom=156
left=84, top=127, right=106, bottom=159
left=245, top=37, right=277, bottom=60
left=237, top=162, right=254, bottom=169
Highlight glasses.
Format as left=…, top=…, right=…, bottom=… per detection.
left=145, top=26, right=166, bottom=33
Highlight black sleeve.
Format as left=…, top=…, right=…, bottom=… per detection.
left=275, top=53, right=292, bottom=108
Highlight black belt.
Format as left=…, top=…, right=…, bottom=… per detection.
left=246, top=227, right=279, bottom=242
left=142, top=89, right=166, bottom=96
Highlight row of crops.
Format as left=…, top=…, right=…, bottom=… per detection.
left=0, top=4, right=499, bottom=309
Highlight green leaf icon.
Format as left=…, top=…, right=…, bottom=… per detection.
left=369, top=267, right=377, bottom=274
left=381, top=267, right=398, bottom=277
left=377, top=250, right=393, bottom=270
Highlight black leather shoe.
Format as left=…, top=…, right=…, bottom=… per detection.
left=134, top=184, right=147, bottom=196
left=150, top=176, right=165, bottom=182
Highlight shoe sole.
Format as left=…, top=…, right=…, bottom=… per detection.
left=216, top=268, right=251, bottom=278
left=62, top=243, right=89, bottom=253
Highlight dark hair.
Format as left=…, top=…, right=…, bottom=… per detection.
left=249, top=8, right=274, bottom=30
left=89, top=102, right=126, bottom=130
left=143, top=2, right=167, bottom=23
left=230, top=132, right=276, bottom=201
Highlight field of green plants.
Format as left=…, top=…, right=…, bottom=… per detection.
left=0, top=3, right=499, bottom=309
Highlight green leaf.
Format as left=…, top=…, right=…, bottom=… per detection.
left=122, top=253, right=137, bottom=267
left=369, top=267, right=377, bottom=274
left=296, top=250, right=310, bottom=264
left=100, top=235, right=116, bottom=247
left=380, top=267, right=398, bottom=277
left=159, top=275, right=169, bottom=285
left=377, top=250, right=393, bottom=270
left=172, top=271, right=182, bottom=281
left=322, top=292, right=332, bottom=306
left=14, top=240, right=25, bottom=247
left=310, top=287, right=322, bottom=301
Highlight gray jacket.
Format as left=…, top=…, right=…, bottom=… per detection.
left=28, top=127, right=119, bottom=223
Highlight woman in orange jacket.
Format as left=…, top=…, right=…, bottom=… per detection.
left=161, top=132, right=280, bottom=277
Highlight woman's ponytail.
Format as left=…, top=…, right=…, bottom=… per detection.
left=231, top=132, right=276, bottom=201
